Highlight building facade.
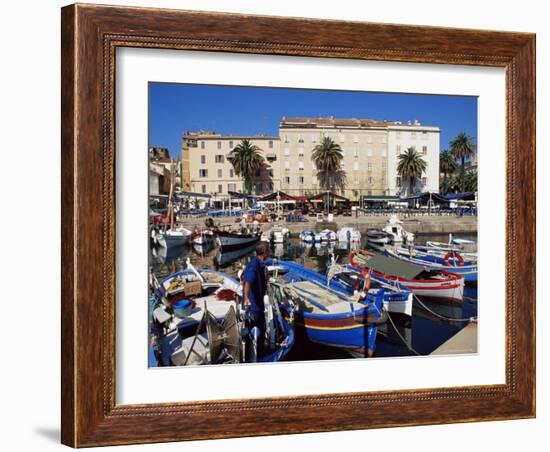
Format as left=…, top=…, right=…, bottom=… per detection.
left=181, top=118, right=440, bottom=201
left=279, top=117, right=440, bottom=199
left=148, top=147, right=176, bottom=196
left=387, top=121, right=440, bottom=195
left=182, top=131, right=281, bottom=201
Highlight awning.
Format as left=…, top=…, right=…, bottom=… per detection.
left=358, top=254, right=425, bottom=280
left=441, top=192, right=476, bottom=201
left=308, top=191, right=350, bottom=202
left=175, top=191, right=212, bottom=199
left=259, top=191, right=299, bottom=202
left=362, top=195, right=400, bottom=202
left=227, top=191, right=261, bottom=199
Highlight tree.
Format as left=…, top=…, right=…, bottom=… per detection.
left=311, top=136, right=346, bottom=191
left=439, top=149, right=457, bottom=181
left=449, top=132, right=476, bottom=186
left=397, top=147, right=427, bottom=196
left=441, top=170, right=478, bottom=195
left=227, top=139, right=265, bottom=195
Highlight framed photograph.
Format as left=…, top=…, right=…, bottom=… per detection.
left=61, top=3, right=535, bottom=447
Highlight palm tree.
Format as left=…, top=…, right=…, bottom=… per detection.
left=227, top=139, right=265, bottom=195
left=311, top=137, right=346, bottom=191
left=439, top=150, right=457, bottom=181
left=397, top=147, right=427, bottom=195
left=449, top=132, right=476, bottom=175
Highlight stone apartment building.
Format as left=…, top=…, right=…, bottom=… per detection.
left=181, top=118, right=440, bottom=202
left=181, top=131, right=281, bottom=199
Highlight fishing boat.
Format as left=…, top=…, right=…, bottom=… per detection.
left=154, top=160, right=192, bottom=249
left=261, top=225, right=290, bottom=244
left=382, top=215, right=414, bottom=243
left=396, top=243, right=477, bottom=265
left=215, top=229, right=260, bottom=252
left=268, top=259, right=413, bottom=317
left=270, top=266, right=386, bottom=357
left=366, top=229, right=392, bottom=244
left=384, top=248, right=478, bottom=283
left=299, top=230, right=320, bottom=243
left=156, top=225, right=193, bottom=248
left=451, top=237, right=476, bottom=246
left=318, top=229, right=337, bottom=242
left=150, top=261, right=294, bottom=366
left=426, top=233, right=477, bottom=253
left=191, top=229, right=215, bottom=246
left=337, top=227, right=361, bottom=244
left=349, top=250, right=464, bottom=301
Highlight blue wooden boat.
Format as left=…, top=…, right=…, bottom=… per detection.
left=396, top=244, right=477, bottom=265
left=268, top=259, right=411, bottom=358
left=150, top=262, right=294, bottom=366
left=385, top=248, right=478, bottom=283
left=268, top=259, right=413, bottom=317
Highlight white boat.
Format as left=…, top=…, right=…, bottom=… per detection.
left=337, top=227, right=361, bottom=244
left=366, top=229, right=391, bottom=244
left=318, top=229, right=337, bottom=242
left=216, top=229, right=260, bottom=251
left=156, top=226, right=192, bottom=248
left=299, top=230, right=320, bottom=243
left=261, top=225, right=290, bottom=244
left=426, top=233, right=477, bottom=252
left=382, top=215, right=414, bottom=243
left=192, top=229, right=215, bottom=246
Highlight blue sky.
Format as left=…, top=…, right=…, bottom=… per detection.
left=149, top=83, right=477, bottom=160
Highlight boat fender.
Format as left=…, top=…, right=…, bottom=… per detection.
left=359, top=270, right=371, bottom=291
left=444, top=252, right=465, bottom=267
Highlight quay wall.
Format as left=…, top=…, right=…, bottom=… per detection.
left=178, top=215, right=478, bottom=236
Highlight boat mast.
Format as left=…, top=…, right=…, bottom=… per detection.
left=168, top=160, right=175, bottom=229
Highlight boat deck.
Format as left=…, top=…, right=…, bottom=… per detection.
left=286, top=280, right=364, bottom=314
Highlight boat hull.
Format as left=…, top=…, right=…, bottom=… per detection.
left=388, top=249, right=478, bottom=282
left=350, top=253, right=465, bottom=302
left=216, top=231, right=260, bottom=251
left=372, top=274, right=464, bottom=301
left=367, top=236, right=390, bottom=244
left=295, top=310, right=379, bottom=355
left=157, top=233, right=189, bottom=248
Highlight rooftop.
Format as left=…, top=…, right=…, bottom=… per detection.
left=280, top=116, right=439, bottom=130
left=280, top=116, right=399, bottom=129
left=183, top=131, right=279, bottom=140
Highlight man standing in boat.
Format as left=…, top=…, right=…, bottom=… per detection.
left=242, top=241, right=270, bottom=360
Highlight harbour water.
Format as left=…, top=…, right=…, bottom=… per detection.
left=150, top=232, right=478, bottom=360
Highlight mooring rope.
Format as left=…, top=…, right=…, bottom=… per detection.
left=412, top=293, right=476, bottom=323
left=384, top=309, right=422, bottom=356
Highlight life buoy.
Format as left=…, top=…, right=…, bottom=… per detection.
left=444, top=252, right=464, bottom=267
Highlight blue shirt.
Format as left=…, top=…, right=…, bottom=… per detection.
left=242, top=256, right=267, bottom=314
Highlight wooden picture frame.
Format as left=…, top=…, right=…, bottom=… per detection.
left=61, top=3, right=535, bottom=447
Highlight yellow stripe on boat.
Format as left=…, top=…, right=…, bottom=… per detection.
left=295, top=322, right=365, bottom=331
